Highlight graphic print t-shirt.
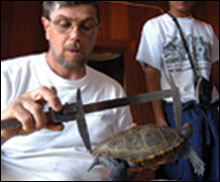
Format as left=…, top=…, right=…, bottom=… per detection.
left=136, top=14, right=219, bottom=103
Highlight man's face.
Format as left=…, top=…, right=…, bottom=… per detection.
left=169, top=1, right=195, bottom=15
left=42, top=4, right=99, bottom=70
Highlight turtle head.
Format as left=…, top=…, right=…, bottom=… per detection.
left=179, top=122, right=193, bottom=140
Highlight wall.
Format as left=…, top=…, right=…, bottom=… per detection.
left=1, top=1, right=48, bottom=59
left=2, top=2, right=218, bottom=59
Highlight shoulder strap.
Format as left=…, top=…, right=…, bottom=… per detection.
left=167, top=13, right=198, bottom=78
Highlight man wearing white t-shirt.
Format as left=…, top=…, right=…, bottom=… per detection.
left=1, top=2, right=133, bottom=181
left=136, top=1, right=219, bottom=181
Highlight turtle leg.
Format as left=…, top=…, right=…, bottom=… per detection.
left=181, top=146, right=205, bottom=176
left=88, top=156, right=128, bottom=181
left=109, top=160, right=128, bottom=181
left=88, top=156, right=121, bottom=172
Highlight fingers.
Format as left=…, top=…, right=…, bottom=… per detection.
left=13, top=101, right=35, bottom=132
left=17, top=97, right=46, bottom=131
left=30, top=86, right=62, bottom=112
left=131, top=123, right=137, bottom=127
left=46, top=123, right=64, bottom=131
left=1, top=102, right=34, bottom=138
left=22, top=86, right=63, bottom=129
left=1, top=86, right=63, bottom=138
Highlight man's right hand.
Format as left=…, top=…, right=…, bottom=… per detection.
left=1, top=86, right=63, bottom=143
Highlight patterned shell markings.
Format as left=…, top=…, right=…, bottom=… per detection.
left=93, top=125, right=185, bottom=165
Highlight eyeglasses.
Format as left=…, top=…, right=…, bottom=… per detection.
left=49, top=17, right=99, bottom=36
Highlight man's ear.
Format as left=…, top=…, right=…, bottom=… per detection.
left=41, top=17, right=50, bottom=40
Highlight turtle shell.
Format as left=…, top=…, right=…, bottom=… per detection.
left=92, top=124, right=185, bottom=166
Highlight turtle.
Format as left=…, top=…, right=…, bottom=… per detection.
left=88, top=122, right=205, bottom=181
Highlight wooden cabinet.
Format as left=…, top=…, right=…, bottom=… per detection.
left=95, top=2, right=164, bottom=127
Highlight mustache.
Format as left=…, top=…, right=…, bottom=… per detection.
left=64, top=41, right=82, bottom=51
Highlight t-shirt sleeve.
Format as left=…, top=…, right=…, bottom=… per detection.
left=210, top=26, right=219, bottom=63
left=136, top=20, right=162, bottom=71
left=1, top=66, right=12, bottom=112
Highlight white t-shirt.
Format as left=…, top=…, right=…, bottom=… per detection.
left=136, top=13, right=219, bottom=103
left=1, top=53, right=133, bottom=181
